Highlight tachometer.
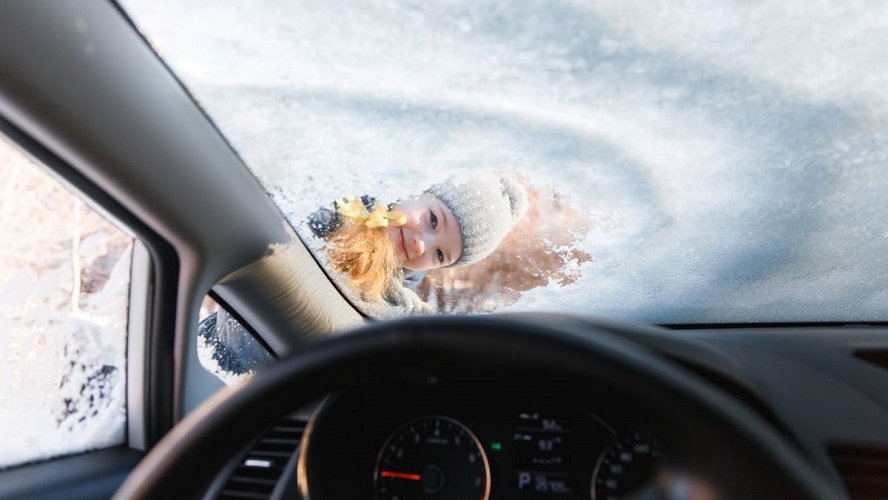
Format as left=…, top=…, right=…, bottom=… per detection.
left=374, top=415, right=490, bottom=500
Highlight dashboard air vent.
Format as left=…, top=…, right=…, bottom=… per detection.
left=828, top=444, right=888, bottom=500
left=218, top=415, right=307, bottom=499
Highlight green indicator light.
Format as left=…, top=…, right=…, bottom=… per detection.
left=491, top=442, right=502, bottom=451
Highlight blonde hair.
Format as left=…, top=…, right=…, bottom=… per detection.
left=324, top=217, right=401, bottom=302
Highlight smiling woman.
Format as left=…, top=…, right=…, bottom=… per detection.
left=308, top=174, right=528, bottom=314
left=388, top=193, right=464, bottom=271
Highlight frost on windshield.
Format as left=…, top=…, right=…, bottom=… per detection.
left=122, top=0, right=888, bottom=322
left=0, top=139, right=131, bottom=469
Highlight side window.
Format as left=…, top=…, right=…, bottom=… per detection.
left=197, top=296, right=274, bottom=386
left=0, top=137, right=133, bottom=468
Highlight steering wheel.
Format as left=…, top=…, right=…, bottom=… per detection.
left=114, top=314, right=844, bottom=499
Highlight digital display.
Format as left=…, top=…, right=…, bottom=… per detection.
left=474, top=405, right=615, bottom=499
left=512, top=411, right=574, bottom=495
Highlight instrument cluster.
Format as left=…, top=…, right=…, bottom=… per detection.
left=298, top=381, right=664, bottom=499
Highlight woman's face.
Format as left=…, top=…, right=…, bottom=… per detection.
left=387, top=193, right=463, bottom=271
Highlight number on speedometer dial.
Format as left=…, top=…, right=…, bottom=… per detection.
left=374, top=415, right=490, bottom=499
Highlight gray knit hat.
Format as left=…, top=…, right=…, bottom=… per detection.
left=427, top=174, right=529, bottom=267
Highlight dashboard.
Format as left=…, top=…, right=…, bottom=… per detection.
left=299, top=381, right=668, bottom=499
left=200, top=323, right=888, bottom=500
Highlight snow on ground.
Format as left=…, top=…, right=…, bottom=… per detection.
left=120, top=0, right=888, bottom=323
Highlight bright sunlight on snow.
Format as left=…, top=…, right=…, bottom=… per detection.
left=121, top=0, right=888, bottom=323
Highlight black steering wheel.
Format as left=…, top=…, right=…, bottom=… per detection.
left=114, top=314, right=844, bottom=499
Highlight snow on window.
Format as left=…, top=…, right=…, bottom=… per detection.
left=0, top=138, right=132, bottom=469
left=197, top=296, right=274, bottom=387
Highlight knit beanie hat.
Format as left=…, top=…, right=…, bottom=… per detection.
left=427, top=174, right=529, bottom=267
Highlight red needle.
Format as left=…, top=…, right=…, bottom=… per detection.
left=380, top=470, right=422, bottom=481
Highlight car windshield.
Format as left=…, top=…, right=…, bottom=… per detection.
left=120, top=0, right=888, bottom=324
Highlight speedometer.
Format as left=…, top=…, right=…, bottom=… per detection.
left=374, top=415, right=490, bottom=500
